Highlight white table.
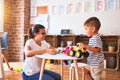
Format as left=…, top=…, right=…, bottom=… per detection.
left=36, top=53, right=83, bottom=80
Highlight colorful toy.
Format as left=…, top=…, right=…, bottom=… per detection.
left=20, top=68, right=24, bottom=72
left=64, top=46, right=73, bottom=55
left=15, top=67, right=20, bottom=72
left=63, top=42, right=89, bottom=58
left=46, top=59, right=51, bottom=64
left=9, top=67, right=24, bottom=72
left=9, top=67, right=14, bottom=71
left=69, top=43, right=89, bottom=58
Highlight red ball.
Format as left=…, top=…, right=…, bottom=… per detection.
left=10, top=67, right=14, bottom=71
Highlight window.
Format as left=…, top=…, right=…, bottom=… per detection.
left=0, top=0, right=3, bottom=31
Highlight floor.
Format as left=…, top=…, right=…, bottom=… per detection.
left=3, top=62, right=120, bottom=80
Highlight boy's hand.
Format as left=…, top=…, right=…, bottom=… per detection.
left=78, top=43, right=86, bottom=49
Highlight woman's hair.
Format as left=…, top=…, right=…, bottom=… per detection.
left=28, top=24, right=45, bottom=38
left=84, top=17, right=101, bottom=32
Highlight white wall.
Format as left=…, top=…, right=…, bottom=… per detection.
left=0, top=0, right=4, bottom=31
left=31, top=0, right=120, bottom=35
left=49, top=11, right=120, bottom=35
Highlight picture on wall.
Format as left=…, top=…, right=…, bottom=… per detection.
left=96, top=0, right=105, bottom=11
left=106, top=0, right=117, bottom=11
left=85, top=1, right=95, bottom=13
left=119, top=0, right=120, bottom=10
left=51, top=5, right=59, bottom=15
left=67, top=3, right=75, bottom=14
left=59, top=4, right=66, bottom=15
left=76, top=2, right=85, bottom=13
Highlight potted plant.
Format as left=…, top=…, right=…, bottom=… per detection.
left=108, top=42, right=116, bottom=52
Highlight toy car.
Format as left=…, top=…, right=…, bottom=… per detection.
left=69, top=43, right=89, bottom=58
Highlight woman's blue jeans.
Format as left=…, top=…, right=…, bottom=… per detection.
left=22, top=69, right=61, bottom=80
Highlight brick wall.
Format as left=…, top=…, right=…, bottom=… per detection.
left=24, top=0, right=30, bottom=34
left=4, top=0, right=13, bottom=61
left=4, top=0, right=30, bottom=61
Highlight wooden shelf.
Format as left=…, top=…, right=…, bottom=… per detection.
left=44, top=35, right=120, bottom=70
left=103, top=51, right=119, bottom=54
left=45, top=35, right=58, bottom=47
left=57, top=35, right=76, bottom=47
left=75, top=35, right=89, bottom=44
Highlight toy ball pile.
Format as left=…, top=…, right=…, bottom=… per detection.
left=9, top=67, right=24, bottom=72
left=64, top=43, right=89, bottom=58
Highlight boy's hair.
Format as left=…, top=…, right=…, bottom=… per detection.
left=84, top=17, right=101, bottom=32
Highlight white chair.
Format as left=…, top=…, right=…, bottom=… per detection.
left=1, top=32, right=10, bottom=69
left=0, top=32, right=5, bottom=80
left=69, top=63, right=87, bottom=80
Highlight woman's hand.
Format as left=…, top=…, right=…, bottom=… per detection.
left=46, top=49, right=57, bottom=55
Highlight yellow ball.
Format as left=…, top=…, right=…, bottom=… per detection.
left=15, top=67, right=20, bottom=72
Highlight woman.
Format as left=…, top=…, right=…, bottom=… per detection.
left=22, top=24, right=61, bottom=80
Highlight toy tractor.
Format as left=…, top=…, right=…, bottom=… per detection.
left=69, top=43, right=89, bottom=58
